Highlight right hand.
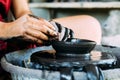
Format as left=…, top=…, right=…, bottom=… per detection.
left=1, top=14, right=58, bottom=44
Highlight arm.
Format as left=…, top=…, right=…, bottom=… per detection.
left=11, top=0, right=32, bottom=18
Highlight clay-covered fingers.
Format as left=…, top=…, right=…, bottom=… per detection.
left=22, top=33, right=43, bottom=44
left=41, top=25, right=57, bottom=36
left=24, top=25, right=49, bottom=41
left=31, top=23, right=57, bottom=37
left=27, top=18, right=57, bottom=37
left=28, top=14, right=56, bottom=31
left=22, top=23, right=57, bottom=44
left=43, top=19, right=56, bottom=31
left=23, top=14, right=59, bottom=44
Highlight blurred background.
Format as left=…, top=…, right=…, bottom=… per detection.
left=29, top=0, right=120, bottom=2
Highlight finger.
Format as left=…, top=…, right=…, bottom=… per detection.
left=25, top=27, right=49, bottom=41
left=28, top=21, right=57, bottom=37
left=42, top=25, right=58, bottom=36
left=23, top=34, right=43, bottom=44
left=27, top=15, right=41, bottom=23
left=26, top=16, right=57, bottom=37
left=43, top=19, right=56, bottom=31
left=28, top=15, right=56, bottom=31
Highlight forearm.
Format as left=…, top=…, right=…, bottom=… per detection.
left=0, top=22, right=8, bottom=40
left=12, top=0, right=32, bottom=18
left=0, top=21, right=19, bottom=40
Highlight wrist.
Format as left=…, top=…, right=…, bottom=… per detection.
left=0, top=22, right=13, bottom=40
left=0, top=22, right=7, bottom=40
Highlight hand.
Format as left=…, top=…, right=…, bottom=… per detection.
left=1, top=14, right=57, bottom=44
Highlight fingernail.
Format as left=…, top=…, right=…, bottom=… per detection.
left=47, top=30, right=50, bottom=35
left=53, top=32, right=58, bottom=36
left=52, top=27, right=56, bottom=31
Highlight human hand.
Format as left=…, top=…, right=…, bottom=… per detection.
left=1, top=14, right=58, bottom=44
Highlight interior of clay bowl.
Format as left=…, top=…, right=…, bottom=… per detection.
left=52, top=38, right=96, bottom=54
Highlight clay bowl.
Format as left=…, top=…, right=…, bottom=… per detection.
left=52, top=38, right=96, bottom=55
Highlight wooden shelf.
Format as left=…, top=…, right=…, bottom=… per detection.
left=29, top=2, right=120, bottom=9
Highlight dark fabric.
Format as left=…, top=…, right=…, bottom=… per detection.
left=7, top=39, right=37, bottom=53
left=0, top=71, right=12, bottom=80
